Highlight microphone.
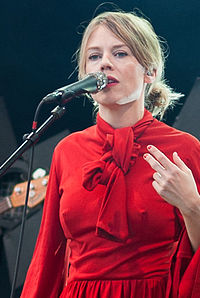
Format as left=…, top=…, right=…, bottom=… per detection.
left=42, top=72, right=108, bottom=105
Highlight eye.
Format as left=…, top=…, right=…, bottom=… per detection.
left=114, top=51, right=128, bottom=58
left=88, top=54, right=102, bottom=61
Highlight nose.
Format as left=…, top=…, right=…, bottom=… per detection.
left=100, top=54, right=113, bottom=71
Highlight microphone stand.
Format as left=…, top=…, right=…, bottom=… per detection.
left=0, top=73, right=107, bottom=296
left=0, top=105, right=66, bottom=178
left=0, top=104, right=66, bottom=298
left=0, top=72, right=107, bottom=177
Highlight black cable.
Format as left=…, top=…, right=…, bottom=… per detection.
left=9, top=100, right=45, bottom=298
left=9, top=145, right=34, bottom=298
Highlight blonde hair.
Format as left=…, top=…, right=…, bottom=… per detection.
left=76, top=11, right=183, bottom=118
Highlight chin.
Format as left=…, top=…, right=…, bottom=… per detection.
left=93, top=92, right=121, bottom=105
left=94, top=97, right=120, bottom=106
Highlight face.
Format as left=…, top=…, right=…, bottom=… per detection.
left=85, top=25, right=151, bottom=107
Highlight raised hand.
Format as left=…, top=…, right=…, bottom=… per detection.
left=143, top=145, right=200, bottom=215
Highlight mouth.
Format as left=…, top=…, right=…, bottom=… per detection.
left=106, top=75, right=119, bottom=87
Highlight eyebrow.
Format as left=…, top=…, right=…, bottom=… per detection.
left=86, top=44, right=128, bottom=52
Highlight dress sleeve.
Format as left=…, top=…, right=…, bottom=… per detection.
left=21, top=153, right=67, bottom=298
left=166, top=138, right=200, bottom=298
left=166, top=228, right=200, bottom=298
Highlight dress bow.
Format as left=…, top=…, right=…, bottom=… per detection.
left=82, top=126, right=140, bottom=242
left=82, top=110, right=154, bottom=242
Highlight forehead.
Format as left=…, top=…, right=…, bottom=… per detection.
left=86, top=25, right=125, bottom=50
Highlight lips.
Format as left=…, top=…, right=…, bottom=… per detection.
left=106, top=75, right=119, bottom=86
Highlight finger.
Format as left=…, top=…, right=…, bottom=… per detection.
left=153, top=172, right=162, bottom=184
left=143, top=153, right=166, bottom=175
left=152, top=180, right=162, bottom=195
left=152, top=180, right=169, bottom=202
left=173, top=152, right=190, bottom=172
left=147, top=145, right=174, bottom=170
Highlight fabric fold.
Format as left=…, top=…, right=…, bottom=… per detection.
left=82, top=110, right=154, bottom=242
left=166, top=227, right=200, bottom=298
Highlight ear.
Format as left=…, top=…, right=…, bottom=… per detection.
left=144, top=69, right=157, bottom=84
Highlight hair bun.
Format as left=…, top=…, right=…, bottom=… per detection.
left=145, top=81, right=184, bottom=118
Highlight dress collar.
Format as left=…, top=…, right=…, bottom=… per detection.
left=96, top=108, right=154, bottom=141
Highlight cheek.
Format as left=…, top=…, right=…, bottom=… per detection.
left=123, top=69, right=145, bottom=96
left=84, top=58, right=91, bottom=74
left=85, top=61, right=97, bottom=74
left=125, top=61, right=145, bottom=76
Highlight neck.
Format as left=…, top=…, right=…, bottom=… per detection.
left=98, top=101, right=144, bottom=129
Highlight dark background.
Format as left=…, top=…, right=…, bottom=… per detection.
left=0, top=0, right=200, bottom=297
left=0, top=0, right=200, bottom=147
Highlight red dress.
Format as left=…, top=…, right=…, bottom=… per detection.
left=21, top=110, right=200, bottom=297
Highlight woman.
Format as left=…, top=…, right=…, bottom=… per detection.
left=21, top=10, right=200, bottom=297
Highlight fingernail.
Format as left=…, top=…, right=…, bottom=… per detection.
left=143, top=153, right=148, bottom=159
left=147, top=145, right=152, bottom=150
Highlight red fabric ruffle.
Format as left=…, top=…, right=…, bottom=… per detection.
left=82, top=110, right=154, bottom=242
